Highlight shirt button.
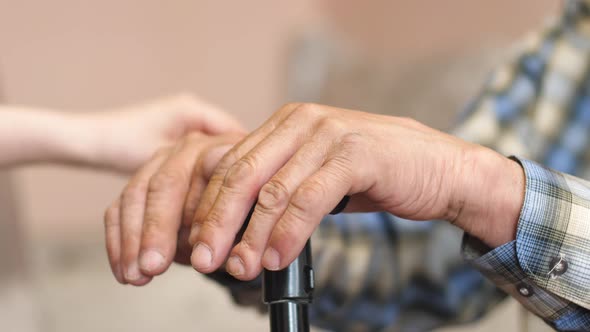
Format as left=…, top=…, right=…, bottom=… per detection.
left=549, top=256, right=568, bottom=277
left=517, top=283, right=533, bottom=297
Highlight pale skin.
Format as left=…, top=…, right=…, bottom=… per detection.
left=0, top=94, right=244, bottom=172
left=104, top=102, right=525, bottom=285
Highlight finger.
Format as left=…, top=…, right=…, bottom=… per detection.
left=182, top=142, right=234, bottom=228
left=226, top=138, right=328, bottom=279
left=190, top=106, right=319, bottom=273
left=189, top=103, right=303, bottom=243
left=139, top=135, right=208, bottom=276
left=119, top=149, right=169, bottom=285
left=189, top=124, right=274, bottom=240
left=181, top=141, right=236, bottom=267
left=154, top=94, right=245, bottom=136
left=104, top=199, right=125, bottom=284
left=263, top=159, right=353, bottom=271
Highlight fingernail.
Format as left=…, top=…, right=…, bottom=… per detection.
left=227, top=256, right=245, bottom=277
left=124, top=261, right=142, bottom=281
left=262, top=247, right=280, bottom=271
left=192, top=243, right=213, bottom=270
left=139, top=250, right=165, bottom=273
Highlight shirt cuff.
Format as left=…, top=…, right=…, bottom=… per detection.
left=513, top=157, right=590, bottom=310
left=462, top=157, right=590, bottom=330
left=462, top=236, right=578, bottom=326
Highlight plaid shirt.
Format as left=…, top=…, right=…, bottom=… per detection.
left=220, top=1, right=590, bottom=331
left=458, top=1, right=590, bottom=330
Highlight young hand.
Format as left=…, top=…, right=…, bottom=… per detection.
left=89, top=94, right=245, bottom=173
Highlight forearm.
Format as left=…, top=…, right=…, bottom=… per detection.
left=0, top=105, right=100, bottom=168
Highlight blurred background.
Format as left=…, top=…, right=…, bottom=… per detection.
left=0, top=0, right=561, bottom=331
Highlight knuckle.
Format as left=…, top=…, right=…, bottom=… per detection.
left=224, top=157, right=257, bottom=188
left=203, top=208, right=224, bottom=230
left=148, top=170, right=186, bottom=194
left=335, top=133, right=365, bottom=161
left=141, top=218, right=169, bottom=243
left=331, top=132, right=365, bottom=173
left=291, top=102, right=321, bottom=118
left=142, top=214, right=161, bottom=231
left=293, top=181, right=326, bottom=213
left=288, top=183, right=325, bottom=222
left=317, top=117, right=345, bottom=133
left=257, top=180, right=290, bottom=212
left=339, top=132, right=364, bottom=150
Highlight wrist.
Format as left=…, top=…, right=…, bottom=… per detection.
left=451, top=145, right=525, bottom=248
left=71, top=111, right=130, bottom=171
left=47, top=111, right=103, bottom=168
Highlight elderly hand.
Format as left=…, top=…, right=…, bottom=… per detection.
left=104, top=132, right=244, bottom=285
left=188, top=103, right=525, bottom=280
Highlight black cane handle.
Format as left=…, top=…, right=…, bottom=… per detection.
left=329, top=195, right=350, bottom=215
left=239, top=196, right=350, bottom=332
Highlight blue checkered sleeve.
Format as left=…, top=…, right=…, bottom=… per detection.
left=463, top=157, right=590, bottom=331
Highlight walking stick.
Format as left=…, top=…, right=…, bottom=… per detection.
left=242, top=196, right=350, bottom=332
